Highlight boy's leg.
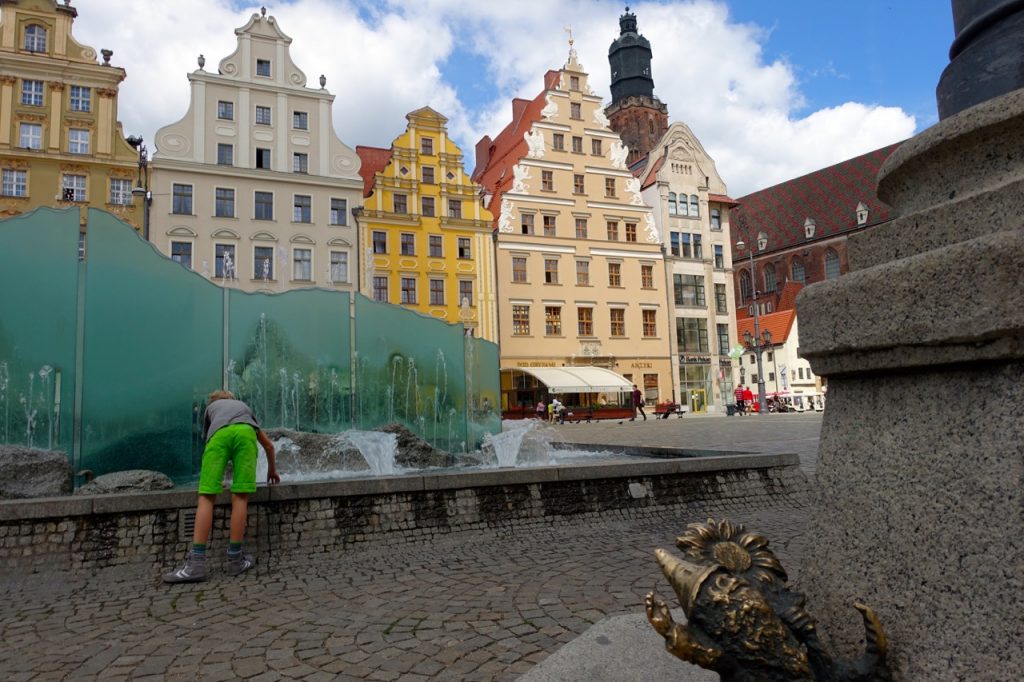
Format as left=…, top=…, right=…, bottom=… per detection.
left=194, top=494, right=215, bottom=544
left=225, top=426, right=258, bottom=576
left=229, top=493, right=249, bottom=544
left=163, top=494, right=215, bottom=584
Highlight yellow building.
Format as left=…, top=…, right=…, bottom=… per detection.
left=0, top=0, right=142, bottom=228
left=356, top=107, right=497, bottom=341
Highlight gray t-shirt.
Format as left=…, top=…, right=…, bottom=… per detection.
left=203, top=399, right=260, bottom=442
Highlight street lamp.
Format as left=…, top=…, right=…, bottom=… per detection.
left=126, top=135, right=151, bottom=241
left=737, top=233, right=770, bottom=414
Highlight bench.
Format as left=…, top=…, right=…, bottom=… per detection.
left=653, top=403, right=685, bottom=418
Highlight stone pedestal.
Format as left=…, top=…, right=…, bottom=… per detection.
left=796, top=88, right=1024, bottom=679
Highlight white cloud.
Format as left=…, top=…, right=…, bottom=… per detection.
left=62, top=0, right=916, bottom=195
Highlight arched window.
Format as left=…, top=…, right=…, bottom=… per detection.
left=678, top=193, right=688, bottom=216
left=689, top=194, right=699, bottom=217
left=763, top=263, right=777, bottom=293
left=649, top=120, right=655, bottom=135
left=791, top=258, right=805, bottom=283
left=824, top=249, right=841, bottom=280
left=24, top=24, right=47, bottom=52
left=739, top=269, right=752, bottom=302
left=667, top=192, right=677, bottom=216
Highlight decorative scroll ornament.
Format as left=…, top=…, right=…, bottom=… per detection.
left=609, top=140, right=629, bottom=169
left=524, top=129, right=545, bottom=159
left=541, top=93, right=559, bottom=119
left=593, top=107, right=611, bottom=128
left=626, top=177, right=644, bottom=206
left=643, top=213, right=661, bottom=244
left=498, top=199, right=514, bottom=233
left=511, top=164, right=531, bottom=194
left=646, top=519, right=890, bottom=682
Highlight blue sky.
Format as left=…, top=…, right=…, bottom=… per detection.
left=68, top=0, right=956, bottom=195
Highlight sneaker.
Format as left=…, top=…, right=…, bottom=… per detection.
left=163, top=552, right=207, bottom=583
left=224, top=552, right=256, bottom=576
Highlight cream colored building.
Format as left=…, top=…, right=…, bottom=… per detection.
left=474, top=49, right=673, bottom=412
left=634, top=122, right=739, bottom=413
left=150, top=9, right=362, bottom=292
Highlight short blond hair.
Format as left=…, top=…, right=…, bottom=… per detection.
left=207, top=389, right=235, bottom=402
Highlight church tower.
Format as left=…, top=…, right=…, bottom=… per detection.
left=605, top=7, right=669, bottom=165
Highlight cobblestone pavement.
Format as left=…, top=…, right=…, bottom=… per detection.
left=0, top=414, right=820, bottom=681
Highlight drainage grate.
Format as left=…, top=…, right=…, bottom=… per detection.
left=178, top=509, right=197, bottom=541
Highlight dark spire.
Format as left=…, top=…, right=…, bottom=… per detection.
left=608, top=7, right=654, bottom=103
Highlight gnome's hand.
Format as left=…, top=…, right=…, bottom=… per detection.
left=645, top=592, right=675, bottom=636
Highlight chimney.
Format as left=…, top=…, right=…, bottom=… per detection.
left=472, top=136, right=492, bottom=182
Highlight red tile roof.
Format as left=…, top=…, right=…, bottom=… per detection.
left=730, top=143, right=901, bottom=257
left=736, top=309, right=796, bottom=345
left=639, top=153, right=664, bottom=190
left=708, top=193, right=738, bottom=206
left=355, top=145, right=393, bottom=197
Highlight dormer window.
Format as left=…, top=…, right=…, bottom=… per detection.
left=570, top=75, right=580, bottom=91
left=804, top=217, right=816, bottom=239
left=24, top=25, right=47, bottom=52
left=256, top=59, right=271, bottom=77
left=856, top=201, right=869, bottom=225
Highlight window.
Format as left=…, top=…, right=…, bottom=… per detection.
left=256, top=59, right=271, bottom=77
left=293, top=249, right=312, bottom=281
left=21, top=79, right=43, bottom=106
left=570, top=102, right=581, bottom=119
left=255, top=106, right=272, bottom=125
left=422, top=166, right=435, bottom=184
left=217, top=101, right=234, bottom=120
left=642, top=310, right=657, bottom=337
left=670, top=233, right=680, bottom=256
left=171, top=184, right=193, bottom=215
left=254, top=191, right=273, bottom=220
left=373, top=276, right=388, bottom=302
left=591, top=139, right=602, bottom=156
left=566, top=308, right=590, bottom=339
left=544, top=258, right=559, bottom=284
left=678, top=194, right=689, bottom=217
left=674, top=274, right=705, bottom=306
left=293, top=195, right=311, bottom=223
left=170, top=241, right=192, bottom=269
left=571, top=136, right=583, bottom=153
left=401, top=277, right=417, bottom=304
left=429, top=235, right=443, bottom=257
left=681, top=233, right=702, bottom=259
left=215, top=244, right=236, bottom=278
left=610, top=309, right=625, bottom=337
left=62, top=174, right=86, bottom=202
left=217, top=143, right=234, bottom=166
left=576, top=260, right=590, bottom=285
left=573, top=174, right=584, bottom=194
left=690, top=195, right=699, bottom=217
left=625, top=222, right=637, bottom=242
left=448, top=199, right=462, bottom=218
left=24, top=24, right=47, bottom=52
left=825, top=249, right=841, bottom=280
left=764, top=263, right=777, bottom=292
left=69, top=86, right=90, bottom=112
left=543, top=215, right=556, bottom=236
left=710, top=209, right=721, bottom=230
left=256, top=148, right=271, bottom=169
left=641, top=264, right=654, bottom=288
left=791, top=258, right=805, bottom=283
left=68, top=129, right=89, bottom=154
left=330, top=251, right=348, bottom=283
left=605, top=177, right=616, bottom=197
left=570, top=75, right=580, bottom=90
left=429, top=279, right=445, bottom=305
left=400, top=233, right=415, bottom=255
left=254, top=246, right=274, bottom=280
left=715, top=283, right=727, bottom=314
left=372, top=230, right=387, bottom=254
left=19, top=123, right=42, bottom=149
left=676, top=318, right=709, bottom=352
left=575, top=217, right=588, bottom=239
left=552, top=133, right=564, bottom=151
left=459, top=280, right=474, bottom=306
left=293, top=153, right=308, bottom=173
left=215, top=188, right=235, bottom=218
left=717, top=324, right=730, bottom=355
left=2, top=169, right=27, bottom=197
left=420, top=137, right=434, bottom=155
left=520, top=213, right=534, bottom=235
left=739, top=269, right=752, bottom=302
left=606, top=221, right=619, bottom=241
left=292, top=111, right=308, bottom=130
left=330, top=198, right=348, bottom=225
left=608, top=262, right=621, bottom=286
left=108, top=178, right=131, bottom=205
left=393, top=193, right=407, bottom=214
left=457, top=237, right=471, bottom=259
left=421, top=196, right=435, bottom=217
left=668, top=192, right=678, bottom=216
left=541, top=170, right=554, bottom=191
left=714, top=244, right=724, bottom=269
left=545, top=307, right=562, bottom=336
left=512, top=256, right=527, bottom=282
left=512, top=305, right=530, bottom=335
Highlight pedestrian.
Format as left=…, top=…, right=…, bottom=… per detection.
left=734, top=384, right=746, bottom=416
left=742, top=385, right=755, bottom=413
left=631, top=384, right=647, bottom=421
left=547, top=400, right=555, bottom=423
left=535, top=400, right=545, bottom=420
left=164, top=390, right=280, bottom=583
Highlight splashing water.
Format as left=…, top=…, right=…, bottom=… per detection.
left=0, top=361, right=8, bottom=443
left=279, top=368, right=289, bottom=426
left=20, top=371, right=37, bottom=447
left=338, top=430, right=398, bottom=476
left=38, top=365, right=53, bottom=450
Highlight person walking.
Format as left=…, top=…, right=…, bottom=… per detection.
left=733, top=384, right=746, bottom=416
left=535, top=400, right=546, bottom=420
left=631, top=384, right=647, bottom=421
left=164, top=390, right=280, bottom=583
left=742, top=385, right=755, bottom=414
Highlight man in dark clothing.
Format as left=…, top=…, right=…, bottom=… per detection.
left=734, top=385, right=746, bottom=415
left=631, top=385, right=647, bottom=421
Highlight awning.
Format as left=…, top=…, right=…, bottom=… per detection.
left=503, top=366, right=634, bottom=393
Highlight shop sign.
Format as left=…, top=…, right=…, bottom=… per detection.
left=680, top=354, right=711, bottom=365
left=518, top=361, right=557, bottom=367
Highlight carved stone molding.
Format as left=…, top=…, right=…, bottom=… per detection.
left=48, top=82, right=65, bottom=92
left=0, top=76, right=17, bottom=86
left=97, top=88, right=118, bottom=99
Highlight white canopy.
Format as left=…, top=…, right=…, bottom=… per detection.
left=504, top=366, right=633, bottom=393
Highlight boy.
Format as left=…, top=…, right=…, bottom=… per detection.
left=164, top=390, right=280, bottom=583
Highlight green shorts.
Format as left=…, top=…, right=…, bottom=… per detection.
left=198, top=423, right=258, bottom=495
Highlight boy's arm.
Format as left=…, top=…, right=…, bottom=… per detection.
left=256, top=429, right=280, bottom=484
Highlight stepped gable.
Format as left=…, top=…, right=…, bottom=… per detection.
left=355, top=145, right=393, bottom=197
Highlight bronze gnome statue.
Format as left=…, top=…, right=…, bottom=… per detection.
left=645, top=519, right=889, bottom=681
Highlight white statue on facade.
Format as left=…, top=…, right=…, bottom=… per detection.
left=626, top=177, right=644, bottom=205
left=540, top=93, right=558, bottom=119
left=511, top=164, right=531, bottom=193
left=593, top=107, right=611, bottom=128
left=609, top=140, right=629, bottom=169
left=643, top=212, right=661, bottom=244
left=524, top=129, right=545, bottom=159
left=498, top=198, right=514, bottom=233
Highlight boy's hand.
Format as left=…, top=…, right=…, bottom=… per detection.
left=267, top=466, right=281, bottom=485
